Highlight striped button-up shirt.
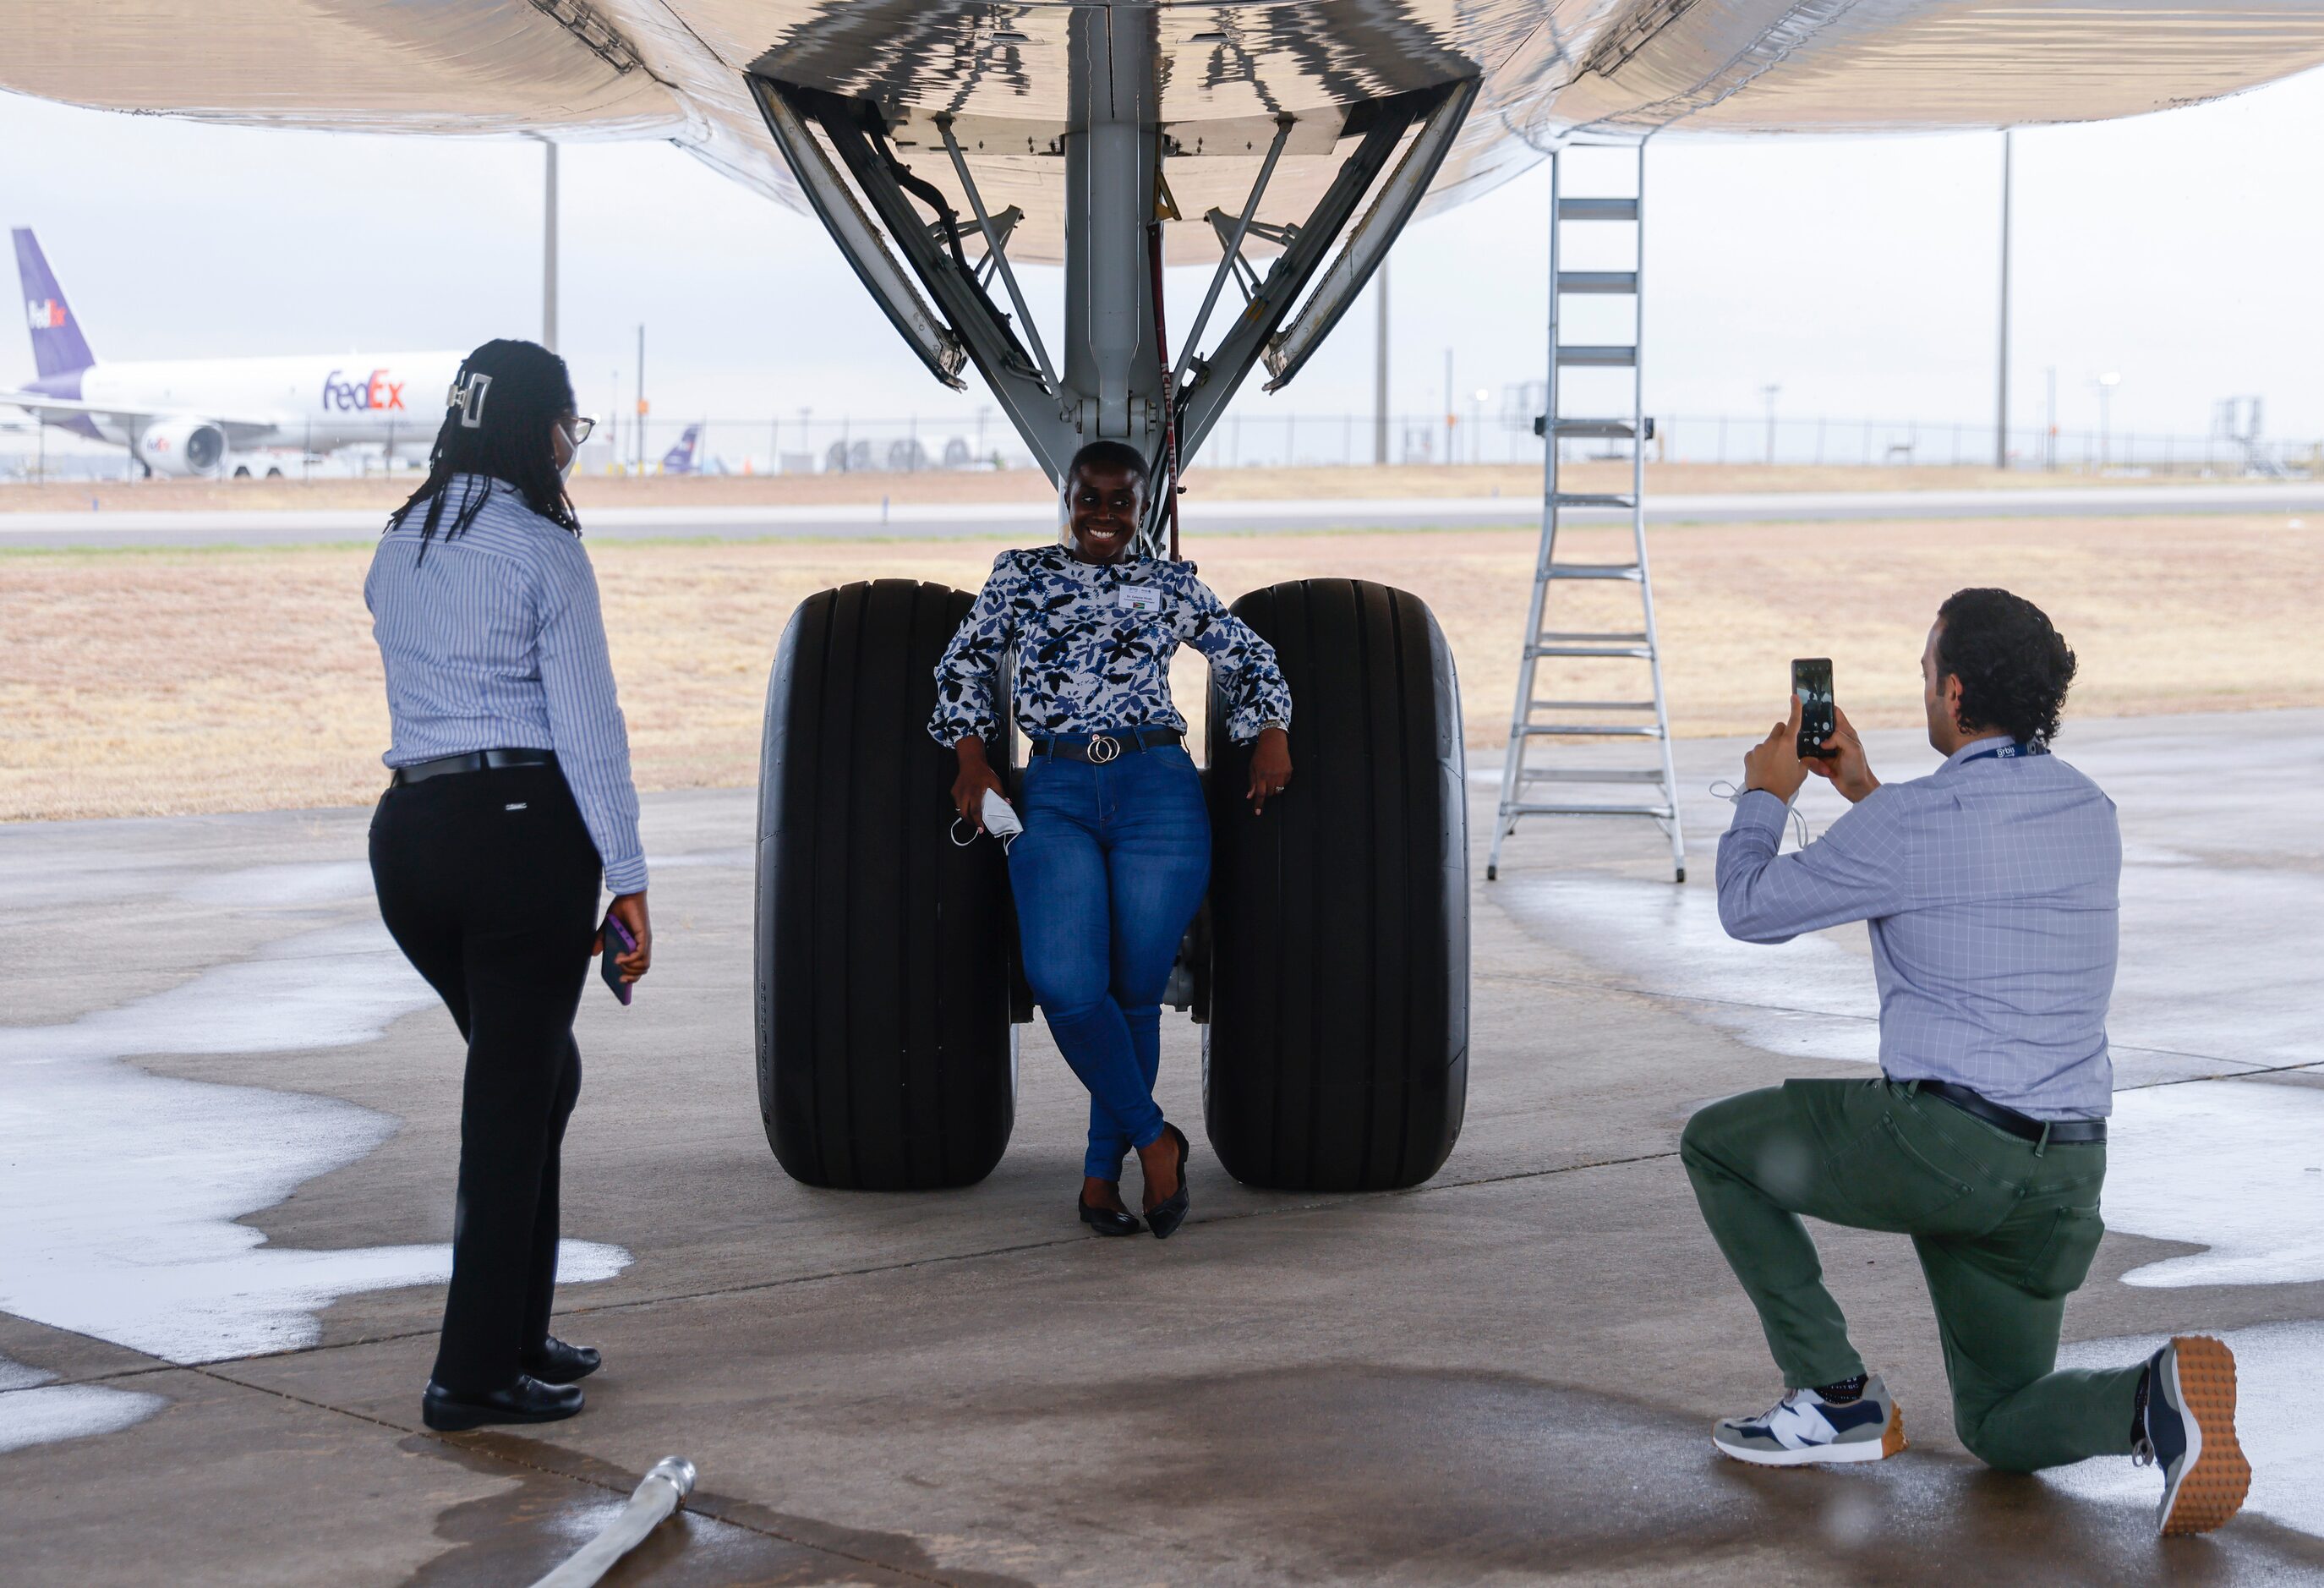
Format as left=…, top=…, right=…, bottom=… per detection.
left=364, top=476, right=647, bottom=894
left=1716, top=736, right=2120, bottom=1118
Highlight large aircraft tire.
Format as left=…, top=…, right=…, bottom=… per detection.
left=755, top=579, right=1016, bottom=1189
left=1204, top=579, right=1469, bottom=1191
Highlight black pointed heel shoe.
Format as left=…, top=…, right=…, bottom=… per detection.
left=1144, top=1123, right=1191, bottom=1240
left=421, top=1374, right=584, bottom=1432
left=1080, top=1184, right=1142, bottom=1236
left=520, top=1335, right=602, bottom=1384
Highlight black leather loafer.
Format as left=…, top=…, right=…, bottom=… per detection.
left=521, top=1336, right=602, bottom=1384
left=1145, top=1122, right=1191, bottom=1240
left=1079, top=1187, right=1142, bottom=1236
left=421, top=1375, right=584, bottom=1432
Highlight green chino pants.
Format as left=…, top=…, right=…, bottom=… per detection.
left=1681, top=1077, right=2144, bottom=1472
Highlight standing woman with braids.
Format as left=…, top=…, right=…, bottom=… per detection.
left=365, top=339, right=649, bottom=1432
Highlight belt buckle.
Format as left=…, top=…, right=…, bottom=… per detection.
left=1087, top=733, right=1121, bottom=764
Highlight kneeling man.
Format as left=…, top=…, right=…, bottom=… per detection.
left=1684, top=588, right=2249, bottom=1537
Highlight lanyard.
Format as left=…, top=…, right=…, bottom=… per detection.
left=1958, top=739, right=2043, bottom=765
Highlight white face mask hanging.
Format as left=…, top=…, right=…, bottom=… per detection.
left=557, top=422, right=581, bottom=483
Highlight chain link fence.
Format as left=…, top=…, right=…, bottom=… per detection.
left=7, top=406, right=2317, bottom=482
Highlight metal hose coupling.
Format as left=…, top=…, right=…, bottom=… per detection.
left=527, top=1455, right=698, bottom=1588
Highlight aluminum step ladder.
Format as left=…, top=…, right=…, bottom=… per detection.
left=1487, top=140, right=1686, bottom=884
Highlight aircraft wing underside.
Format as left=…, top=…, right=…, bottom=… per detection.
left=8, top=2, right=2324, bottom=265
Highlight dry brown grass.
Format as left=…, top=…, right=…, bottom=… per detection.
left=0, top=459, right=2277, bottom=515
left=5, top=512, right=2318, bottom=822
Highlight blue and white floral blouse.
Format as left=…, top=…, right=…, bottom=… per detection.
left=929, top=545, right=1293, bottom=747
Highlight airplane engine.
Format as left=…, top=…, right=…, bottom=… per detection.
left=135, top=417, right=227, bottom=477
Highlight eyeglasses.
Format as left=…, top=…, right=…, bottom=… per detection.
left=569, top=416, right=597, bottom=446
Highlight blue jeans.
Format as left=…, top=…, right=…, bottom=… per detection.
left=1008, top=739, right=1211, bottom=1180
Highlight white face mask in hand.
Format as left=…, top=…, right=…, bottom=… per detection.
left=981, top=787, right=1024, bottom=843
left=952, top=787, right=1024, bottom=850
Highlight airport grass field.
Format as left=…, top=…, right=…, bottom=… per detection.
left=3, top=511, right=2318, bottom=822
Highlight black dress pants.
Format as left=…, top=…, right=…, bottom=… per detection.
left=369, top=762, right=604, bottom=1394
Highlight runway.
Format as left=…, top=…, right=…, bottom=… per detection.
left=0, top=479, right=2318, bottom=548
left=3, top=711, right=2320, bottom=1584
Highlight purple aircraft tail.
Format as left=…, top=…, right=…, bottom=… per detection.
left=14, top=228, right=96, bottom=378
left=660, top=424, right=700, bottom=475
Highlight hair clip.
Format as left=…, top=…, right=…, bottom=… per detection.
left=447, top=371, right=493, bottom=428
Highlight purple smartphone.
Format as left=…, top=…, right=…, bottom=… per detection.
left=599, top=912, right=637, bottom=1005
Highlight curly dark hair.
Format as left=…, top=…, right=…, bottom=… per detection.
left=1934, top=588, right=2077, bottom=745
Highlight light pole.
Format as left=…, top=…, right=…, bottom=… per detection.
left=1473, top=387, right=1489, bottom=464
left=1373, top=262, right=1391, bottom=465
left=2044, top=365, right=2058, bottom=471
left=1760, top=384, right=1781, bottom=464
left=634, top=325, right=647, bottom=474
left=1442, top=347, right=1454, bottom=466
left=2095, top=371, right=2121, bottom=471
left=537, top=137, right=560, bottom=352
left=1995, top=129, right=2012, bottom=470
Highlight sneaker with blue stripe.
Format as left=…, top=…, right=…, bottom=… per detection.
left=2135, top=1335, right=2250, bottom=1536
left=1712, top=1374, right=1906, bottom=1466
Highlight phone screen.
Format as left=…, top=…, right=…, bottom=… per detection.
left=599, top=912, right=635, bottom=1005
left=1792, top=658, right=1835, bottom=758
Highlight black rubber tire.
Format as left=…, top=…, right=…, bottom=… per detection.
left=1204, top=579, right=1468, bottom=1191
left=755, top=580, right=1016, bottom=1189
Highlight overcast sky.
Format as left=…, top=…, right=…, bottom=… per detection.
left=5, top=62, right=2321, bottom=454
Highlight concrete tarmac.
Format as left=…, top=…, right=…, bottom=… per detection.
left=3, top=712, right=2321, bottom=1584
left=1, top=479, right=2320, bottom=548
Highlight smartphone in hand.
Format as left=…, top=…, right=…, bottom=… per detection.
left=1792, top=657, right=1835, bottom=758
left=600, top=911, right=637, bottom=1005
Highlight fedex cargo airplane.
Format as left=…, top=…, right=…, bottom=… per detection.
left=7, top=228, right=461, bottom=477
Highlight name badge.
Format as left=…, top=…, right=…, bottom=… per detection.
left=1117, top=586, right=1163, bottom=615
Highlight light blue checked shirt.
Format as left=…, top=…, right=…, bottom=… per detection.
left=1717, top=736, right=2120, bottom=1118
left=365, top=475, right=647, bottom=895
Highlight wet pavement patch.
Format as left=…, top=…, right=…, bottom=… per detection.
left=405, top=1434, right=1037, bottom=1586
left=0, top=915, right=626, bottom=1363
left=1066, top=1362, right=2324, bottom=1581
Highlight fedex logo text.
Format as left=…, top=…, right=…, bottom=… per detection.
left=321, top=369, right=407, bottom=413
left=25, top=299, right=65, bottom=331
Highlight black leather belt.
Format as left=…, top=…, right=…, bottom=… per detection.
left=1917, top=1081, right=2106, bottom=1145
left=390, top=747, right=557, bottom=786
left=1030, top=728, right=1183, bottom=764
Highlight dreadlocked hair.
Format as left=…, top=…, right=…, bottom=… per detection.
left=387, top=338, right=581, bottom=558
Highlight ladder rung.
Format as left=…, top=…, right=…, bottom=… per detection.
left=1551, top=492, right=1633, bottom=508
left=1505, top=802, right=1674, bottom=819
left=1549, top=419, right=1637, bottom=438
left=1513, top=768, right=1670, bottom=783
left=1556, top=345, right=1636, bottom=367
left=1528, top=644, right=1651, bottom=659
left=1556, top=270, right=1638, bottom=294
left=1557, top=197, right=1639, bottom=222
left=1525, top=699, right=1657, bottom=712
left=1515, top=725, right=1665, bottom=738
left=1544, top=563, right=1643, bottom=581
left=1539, top=630, right=1648, bottom=642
